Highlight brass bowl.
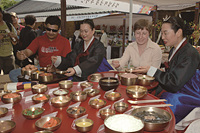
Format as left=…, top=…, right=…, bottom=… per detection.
left=31, top=71, right=44, bottom=80
left=83, top=89, right=100, bottom=97
left=125, top=67, right=135, bottom=73
left=35, top=117, right=62, bottom=131
left=55, top=69, right=67, bottom=75
left=100, top=109, right=116, bottom=120
left=21, top=68, right=38, bottom=76
left=32, top=84, right=48, bottom=94
left=131, top=107, right=172, bottom=132
left=126, top=85, right=148, bottom=99
left=59, top=80, right=73, bottom=89
left=137, top=74, right=155, bottom=86
left=99, top=77, right=119, bottom=91
left=51, top=96, right=71, bottom=108
left=0, top=90, right=11, bottom=97
left=105, top=92, right=121, bottom=101
left=0, top=120, right=16, bottom=133
left=114, top=102, right=128, bottom=113
left=75, top=118, right=94, bottom=132
left=34, top=131, right=53, bottom=133
left=80, top=82, right=93, bottom=89
left=0, top=107, right=8, bottom=118
left=70, top=91, right=87, bottom=102
left=39, top=73, right=53, bottom=83
left=90, top=73, right=102, bottom=82
left=1, top=92, right=22, bottom=104
left=66, top=106, right=86, bottom=118
left=32, top=94, right=50, bottom=103
left=104, top=114, right=144, bottom=133
left=22, top=107, right=45, bottom=119
left=53, top=89, right=69, bottom=96
left=89, top=99, right=106, bottom=109
left=120, top=73, right=138, bottom=86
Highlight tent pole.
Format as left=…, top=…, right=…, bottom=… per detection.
left=128, top=0, right=133, bottom=43
left=61, top=0, right=67, bottom=38
left=122, top=14, right=126, bottom=53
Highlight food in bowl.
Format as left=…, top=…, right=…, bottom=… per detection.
left=84, top=89, right=99, bottom=97
left=80, top=82, right=93, bottom=89
left=21, top=64, right=38, bottom=76
left=99, top=77, right=119, bottom=91
left=53, top=89, right=68, bottom=96
left=131, top=107, right=172, bottom=132
left=35, top=117, right=61, bottom=131
left=32, top=94, right=50, bottom=103
left=104, top=114, right=144, bottom=132
left=89, top=99, right=106, bottom=109
left=0, top=107, right=8, bottom=118
left=32, top=84, right=48, bottom=94
left=0, top=120, right=16, bottom=132
left=2, top=92, right=22, bottom=104
left=22, top=107, right=44, bottom=119
left=39, top=73, right=53, bottom=82
left=105, top=92, right=121, bottom=101
left=90, top=73, right=102, bottom=82
left=75, top=118, right=94, bottom=132
left=137, top=74, right=155, bottom=86
left=66, top=106, right=86, bottom=118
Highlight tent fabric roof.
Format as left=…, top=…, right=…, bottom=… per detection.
left=6, top=0, right=118, bottom=19
left=115, top=0, right=200, bottom=10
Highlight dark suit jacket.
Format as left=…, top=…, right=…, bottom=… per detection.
left=155, top=41, right=200, bottom=93
left=57, top=38, right=105, bottom=81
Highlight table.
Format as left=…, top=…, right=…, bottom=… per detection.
left=0, top=82, right=175, bottom=133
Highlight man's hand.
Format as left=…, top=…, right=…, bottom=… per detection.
left=65, top=68, right=75, bottom=77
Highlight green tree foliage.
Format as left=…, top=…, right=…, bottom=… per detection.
left=0, top=0, right=18, bottom=10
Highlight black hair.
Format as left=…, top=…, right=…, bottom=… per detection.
left=45, top=16, right=61, bottom=29
left=163, top=16, right=193, bottom=37
left=25, top=15, right=36, bottom=25
left=0, top=7, right=3, bottom=14
left=3, top=12, right=13, bottom=24
left=81, top=19, right=95, bottom=30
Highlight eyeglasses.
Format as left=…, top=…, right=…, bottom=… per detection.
left=46, top=27, right=58, bottom=32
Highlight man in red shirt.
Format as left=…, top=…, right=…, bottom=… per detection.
left=9, top=16, right=71, bottom=82
left=17, top=16, right=71, bottom=67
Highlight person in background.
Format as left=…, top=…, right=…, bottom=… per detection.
left=112, top=19, right=162, bottom=70
left=100, top=27, right=108, bottom=48
left=9, top=16, right=71, bottom=82
left=10, top=12, right=24, bottom=37
left=17, top=15, right=37, bottom=67
left=132, top=16, right=200, bottom=123
left=0, top=8, right=18, bottom=74
left=36, top=24, right=45, bottom=37
left=51, top=19, right=110, bottom=81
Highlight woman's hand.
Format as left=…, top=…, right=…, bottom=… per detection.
left=112, top=60, right=120, bottom=68
left=65, top=68, right=75, bottom=77
left=132, top=66, right=150, bottom=74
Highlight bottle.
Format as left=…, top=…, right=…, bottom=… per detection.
left=5, top=29, right=16, bottom=42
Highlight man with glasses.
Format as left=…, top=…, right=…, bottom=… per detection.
left=9, top=16, right=71, bottom=82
